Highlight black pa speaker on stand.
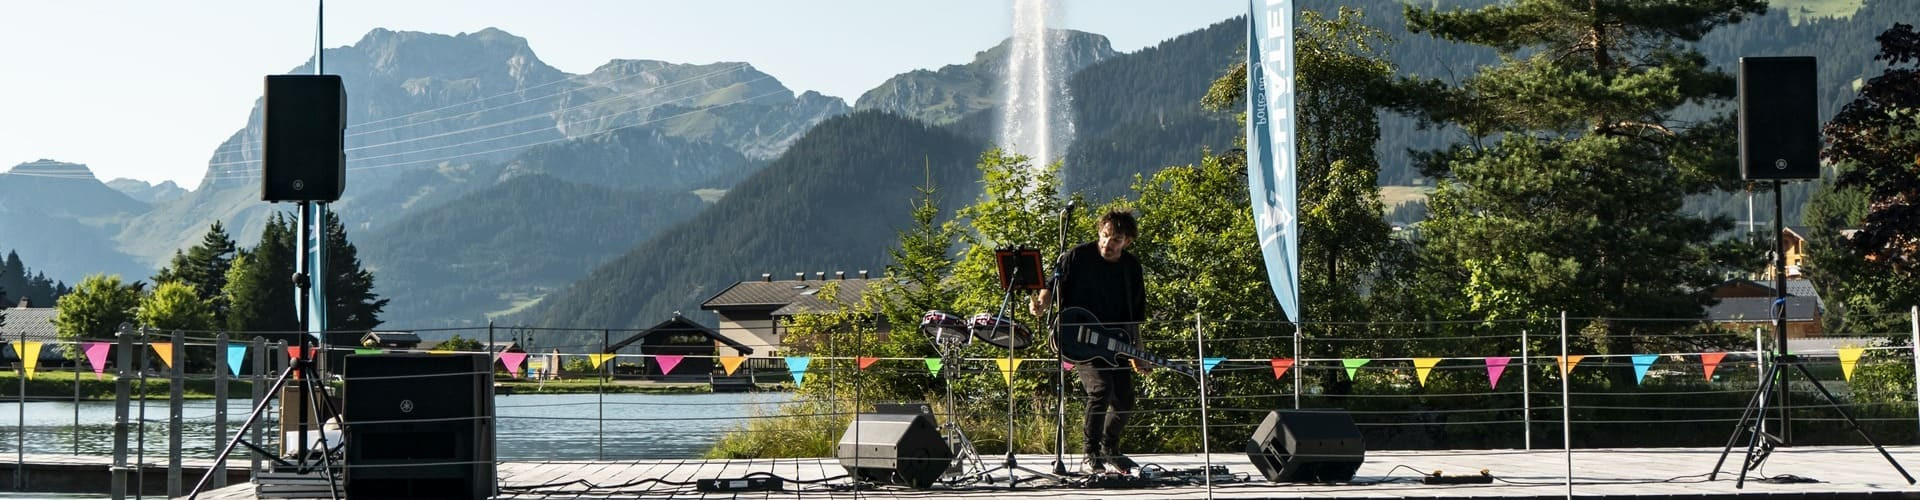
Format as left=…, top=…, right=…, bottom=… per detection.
left=1246, top=409, right=1365, bottom=482
left=1738, top=56, right=1820, bottom=181
left=263, top=74, right=347, bottom=202
left=836, top=412, right=954, bottom=488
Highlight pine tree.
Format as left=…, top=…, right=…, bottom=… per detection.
left=223, top=213, right=300, bottom=337
left=321, top=210, right=389, bottom=331
left=152, top=221, right=239, bottom=324
left=1399, top=0, right=1767, bottom=385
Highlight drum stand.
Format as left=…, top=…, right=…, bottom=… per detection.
left=931, top=339, right=986, bottom=479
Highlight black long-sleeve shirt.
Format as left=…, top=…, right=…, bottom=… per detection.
left=1050, top=241, right=1146, bottom=336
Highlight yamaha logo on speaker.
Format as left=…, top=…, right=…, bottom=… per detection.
left=400, top=399, right=414, bottom=413
left=1775, top=159, right=1789, bottom=170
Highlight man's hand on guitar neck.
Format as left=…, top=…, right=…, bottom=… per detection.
left=1129, top=358, right=1155, bottom=374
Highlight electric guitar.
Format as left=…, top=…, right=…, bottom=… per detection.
left=1052, top=307, right=1199, bottom=379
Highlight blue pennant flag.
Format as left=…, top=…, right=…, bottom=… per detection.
left=1202, top=357, right=1227, bottom=374
left=785, top=356, right=812, bottom=388
left=226, top=345, right=248, bottom=377
left=1631, top=354, right=1659, bottom=385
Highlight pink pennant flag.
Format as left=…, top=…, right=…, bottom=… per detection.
left=84, top=342, right=111, bottom=380
left=1700, top=352, right=1727, bottom=381
left=655, top=355, right=685, bottom=375
left=1485, top=357, right=1511, bottom=389
left=499, top=352, right=528, bottom=377
left=1062, top=361, right=1075, bottom=371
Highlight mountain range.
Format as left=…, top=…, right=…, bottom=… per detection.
left=6, top=0, right=1912, bottom=335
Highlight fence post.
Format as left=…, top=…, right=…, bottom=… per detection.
left=168, top=330, right=184, bottom=497
left=111, top=324, right=134, bottom=499
left=1195, top=314, right=1213, bottom=496
left=1560, top=310, right=1572, bottom=498
left=16, top=334, right=26, bottom=491
left=1292, top=323, right=1302, bottom=409
left=74, top=341, right=82, bottom=456
left=1910, top=305, right=1918, bottom=443
left=213, top=332, right=228, bottom=489
left=1522, top=328, right=1531, bottom=450
left=250, top=337, right=267, bottom=480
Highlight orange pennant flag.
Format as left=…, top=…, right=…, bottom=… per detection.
left=1557, top=355, right=1586, bottom=376
left=1700, top=352, right=1728, bottom=381
left=151, top=343, right=176, bottom=370
left=1270, top=358, right=1295, bottom=379
left=857, top=357, right=879, bottom=371
left=719, top=356, right=747, bottom=376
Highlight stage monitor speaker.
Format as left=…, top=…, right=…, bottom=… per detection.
left=263, top=74, right=347, bottom=202
left=836, top=412, right=953, bottom=488
left=344, top=352, right=495, bottom=499
left=1246, top=409, right=1365, bottom=483
left=1739, top=56, right=1820, bottom=180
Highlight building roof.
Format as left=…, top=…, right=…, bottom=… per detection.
left=1706, top=296, right=1821, bottom=322
left=0, top=307, right=58, bottom=341
left=606, top=315, right=754, bottom=355
left=770, top=279, right=881, bottom=317
left=360, top=331, right=421, bottom=344
left=703, top=275, right=881, bottom=310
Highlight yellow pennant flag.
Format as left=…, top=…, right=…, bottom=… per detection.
left=589, top=353, right=616, bottom=370
left=1413, top=358, right=1441, bottom=386
left=1838, top=347, right=1865, bottom=381
left=1557, top=355, right=1586, bottom=376
left=995, top=358, right=1024, bottom=385
left=14, top=342, right=43, bottom=380
left=719, top=356, right=747, bottom=376
left=151, top=343, right=176, bottom=369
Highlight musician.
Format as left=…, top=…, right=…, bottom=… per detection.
left=1030, top=209, right=1149, bottom=475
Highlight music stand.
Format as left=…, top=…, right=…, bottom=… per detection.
left=974, top=247, right=1059, bottom=487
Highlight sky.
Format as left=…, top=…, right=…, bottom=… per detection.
left=0, top=0, right=1244, bottom=189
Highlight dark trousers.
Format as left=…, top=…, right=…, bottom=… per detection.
left=1075, top=360, right=1135, bottom=456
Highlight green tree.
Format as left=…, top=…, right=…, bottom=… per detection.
left=434, top=334, right=485, bottom=352
left=153, top=221, right=238, bottom=324
left=223, top=213, right=300, bottom=337
left=53, top=274, right=143, bottom=358
left=1398, top=0, right=1765, bottom=386
left=1805, top=23, right=1920, bottom=336
left=138, top=281, right=218, bottom=372
left=320, top=210, right=389, bottom=331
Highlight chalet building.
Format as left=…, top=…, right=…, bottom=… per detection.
left=701, top=271, right=888, bottom=357
left=605, top=315, right=754, bottom=381
left=1759, top=226, right=1812, bottom=280
left=0, top=297, right=69, bottom=366
left=359, top=331, right=423, bottom=350
left=1704, top=278, right=1824, bottom=338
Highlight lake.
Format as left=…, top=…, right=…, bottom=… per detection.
left=0, top=392, right=796, bottom=462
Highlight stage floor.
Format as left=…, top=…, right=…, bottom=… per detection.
left=197, top=445, right=1920, bottom=498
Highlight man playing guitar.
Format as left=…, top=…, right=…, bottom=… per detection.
left=1030, top=209, right=1150, bottom=475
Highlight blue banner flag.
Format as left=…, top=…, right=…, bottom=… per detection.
left=226, top=345, right=248, bottom=377
left=1248, top=0, right=1300, bottom=322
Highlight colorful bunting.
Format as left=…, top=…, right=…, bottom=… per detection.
left=996, top=358, right=1024, bottom=385
left=1838, top=347, right=1865, bottom=381
left=1631, top=354, right=1659, bottom=385
left=720, top=356, right=747, bottom=376
left=1485, top=357, right=1510, bottom=389
left=1270, top=358, right=1294, bottom=379
left=1700, top=352, right=1727, bottom=381
left=150, top=343, right=175, bottom=370
left=786, top=357, right=811, bottom=388
left=13, top=342, right=43, bottom=379
left=226, top=345, right=247, bottom=377
left=1062, top=361, right=1075, bottom=371
left=354, top=348, right=382, bottom=355
left=1342, top=359, right=1370, bottom=380
left=83, top=342, right=110, bottom=380
left=588, top=353, right=616, bottom=370
left=856, top=357, right=879, bottom=371
left=287, top=347, right=312, bottom=378
left=1557, top=355, right=1586, bottom=376
left=1413, top=358, right=1440, bottom=386
left=499, top=352, right=528, bottom=377
left=1202, top=357, right=1227, bottom=374
left=924, top=358, right=943, bottom=376
left=656, top=355, right=685, bottom=375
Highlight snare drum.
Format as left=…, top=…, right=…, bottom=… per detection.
left=919, top=310, right=970, bottom=345
left=967, top=313, right=1033, bottom=349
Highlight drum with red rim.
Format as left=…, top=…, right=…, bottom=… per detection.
left=919, top=310, right=970, bottom=345
left=968, top=313, right=1032, bottom=349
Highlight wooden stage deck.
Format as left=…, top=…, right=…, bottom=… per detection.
left=193, top=446, right=1920, bottom=498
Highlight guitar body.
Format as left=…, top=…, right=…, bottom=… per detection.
left=1052, top=307, right=1198, bottom=379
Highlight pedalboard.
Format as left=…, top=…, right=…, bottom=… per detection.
left=696, top=477, right=784, bottom=492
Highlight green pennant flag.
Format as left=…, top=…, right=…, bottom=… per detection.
left=1343, top=359, right=1370, bottom=380
left=924, top=358, right=943, bottom=376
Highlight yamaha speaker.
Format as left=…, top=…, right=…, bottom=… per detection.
left=1739, top=56, right=1820, bottom=180
left=344, top=353, right=495, bottom=499
left=1246, top=409, right=1365, bottom=482
left=836, top=412, right=953, bottom=488
left=263, top=74, right=347, bottom=202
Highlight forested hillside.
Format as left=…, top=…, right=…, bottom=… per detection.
left=522, top=111, right=985, bottom=345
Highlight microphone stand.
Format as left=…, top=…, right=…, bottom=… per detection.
left=1048, top=201, right=1075, bottom=476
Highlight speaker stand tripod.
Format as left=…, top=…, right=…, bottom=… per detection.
left=189, top=336, right=343, bottom=499
left=1709, top=354, right=1914, bottom=488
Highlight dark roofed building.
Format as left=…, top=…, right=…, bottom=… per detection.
left=1706, top=296, right=1823, bottom=338
left=0, top=305, right=70, bottom=365
left=606, top=315, right=754, bottom=381
left=702, top=271, right=885, bottom=357
left=359, top=331, right=422, bottom=350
